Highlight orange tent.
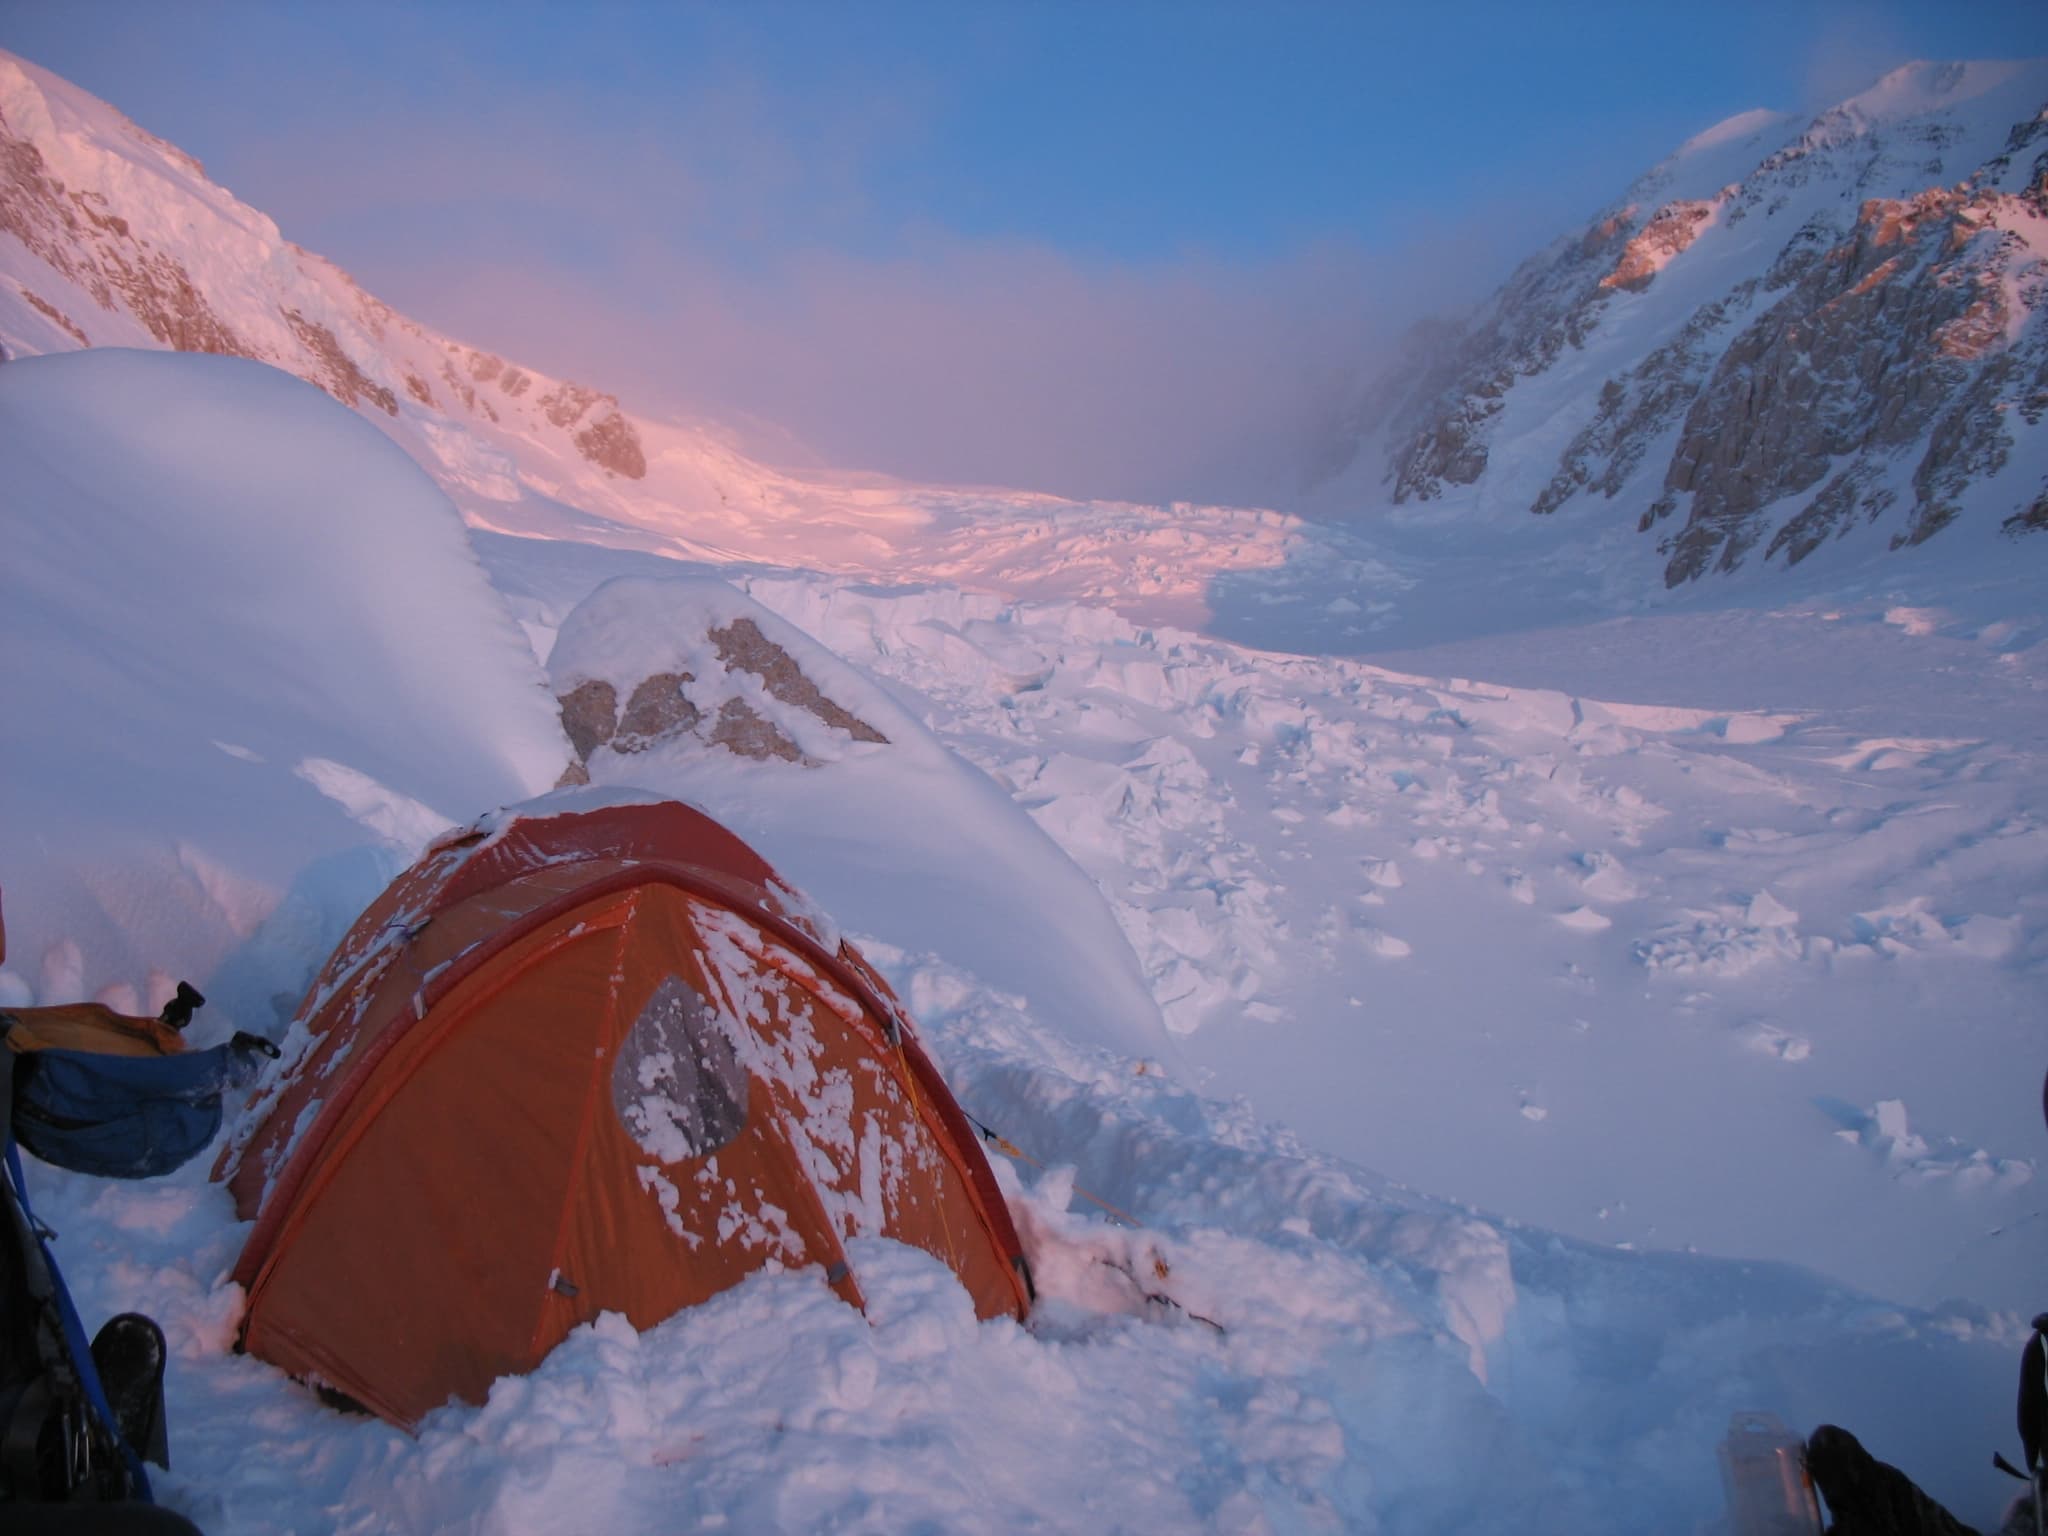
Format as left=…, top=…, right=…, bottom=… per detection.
left=218, top=797, right=1032, bottom=1429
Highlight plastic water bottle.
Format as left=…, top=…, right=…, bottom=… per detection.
left=1719, top=1411, right=1823, bottom=1536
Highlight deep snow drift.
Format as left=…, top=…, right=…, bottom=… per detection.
left=2, top=350, right=2042, bottom=1534
left=0, top=350, right=566, bottom=1022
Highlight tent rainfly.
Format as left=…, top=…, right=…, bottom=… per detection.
left=217, top=795, right=1033, bottom=1428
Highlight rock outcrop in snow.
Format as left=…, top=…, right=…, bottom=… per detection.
left=554, top=601, right=889, bottom=775
left=544, top=575, right=1169, bottom=1059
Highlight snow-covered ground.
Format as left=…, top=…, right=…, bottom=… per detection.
left=4, top=350, right=2043, bottom=1533
left=487, top=517, right=2048, bottom=1318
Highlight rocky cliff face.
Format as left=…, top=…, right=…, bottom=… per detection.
left=1385, top=209, right=1640, bottom=505
left=0, top=50, right=645, bottom=482
left=1359, top=62, right=2048, bottom=586
left=1658, top=168, right=2047, bottom=579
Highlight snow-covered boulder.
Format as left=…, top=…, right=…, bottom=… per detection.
left=549, top=574, right=1168, bottom=1058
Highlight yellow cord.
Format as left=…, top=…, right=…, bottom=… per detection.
left=970, top=1121, right=1143, bottom=1229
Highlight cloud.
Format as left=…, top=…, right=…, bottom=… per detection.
left=29, top=0, right=2048, bottom=515
left=112, top=11, right=1523, bottom=514
left=1798, top=6, right=1916, bottom=111
left=319, top=82, right=1537, bottom=515
left=380, top=220, right=1512, bottom=512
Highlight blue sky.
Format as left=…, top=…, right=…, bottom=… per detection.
left=7, top=1, right=2048, bottom=504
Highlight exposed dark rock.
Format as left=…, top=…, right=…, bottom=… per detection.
left=21, top=288, right=87, bottom=346
left=1536, top=286, right=1753, bottom=516
left=0, top=96, right=450, bottom=428
left=554, top=616, right=888, bottom=774
left=1765, top=474, right=1860, bottom=566
left=341, top=277, right=399, bottom=341
left=556, top=679, right=619, bottom=760
left=1388, top=204, right=1642, bottom=503
left=1763, top=215, right=1842, bottom=291
left=1369, top=86, right=2048, bottom=582
left=2, top=69, right=661, bottom=501
left=1, top=115, right=246, bottom=357
left=1898, top=350, right=2025, bottom=547
left=1980, top=107, right=2048, bottom=189
left=1298, top=316, right=1462, bottom=497
left=537, top=381, right=648, bottom=479
left=1637, top=491, right=1680, bottom=532
left=614, top=673, right=699, bottom=751
left=709, top=619, right=889, bottom=745
left=438, top=360, right=479, bottom=413
left=1765, top=469, right=1897, bottom=565
left=281, top=309, right=397, bottom=416
left=539, top=381, right=602, bottom=430
left=707, top=698, right=802, bottom=763
left=1600, top=200, right=1716, bottom=293
left=2002, top=483, right=2048, bottom=537
left=574, top=409, right=647, bottom=480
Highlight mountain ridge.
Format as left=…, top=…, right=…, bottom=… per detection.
left=0, top=47, right=1295, bottom=628
left=5, top=47, right=2045, bottom=623
left=1329, top=58, right=2048, bottom=587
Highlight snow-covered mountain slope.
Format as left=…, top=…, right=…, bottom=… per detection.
left=8, top=43, right=2043, bottom=649
left=0, top=47, right=1295, bottom=628
left=5, top=347, right=2036, bottom=1536
left=1315, top=60, right=2048, bottom=594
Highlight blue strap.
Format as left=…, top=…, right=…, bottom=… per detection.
left=4, top=1119, right=152, bottom=1502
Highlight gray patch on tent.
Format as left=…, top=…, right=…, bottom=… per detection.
left=612, top=975, right=749, bottom=1161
